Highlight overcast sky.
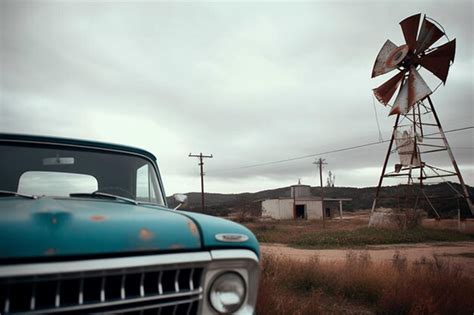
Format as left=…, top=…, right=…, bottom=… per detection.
left=1, top=0, right=473, bottom=195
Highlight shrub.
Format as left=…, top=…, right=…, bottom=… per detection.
left=290, top=227, right=474, bottom=249
left=257, top=253, right=474, bottom=314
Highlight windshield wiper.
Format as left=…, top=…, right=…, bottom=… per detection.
left=69, top=192, right=138, bottom=205
left=0, top=190, right=38, bottom=199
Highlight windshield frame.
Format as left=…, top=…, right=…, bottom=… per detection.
left=0, top=137, right=168, bottom=207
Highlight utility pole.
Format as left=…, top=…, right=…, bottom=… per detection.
left=189, top=153, right=213, bottom=212
left=313, top=158, right=327, bottom=227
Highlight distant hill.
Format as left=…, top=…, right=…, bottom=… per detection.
left=167, top=182, right=474, bottom=218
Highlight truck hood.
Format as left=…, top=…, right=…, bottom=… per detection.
left=0, top=197, right=202, bottom=260
left=179, top=211, right=260, bottom=258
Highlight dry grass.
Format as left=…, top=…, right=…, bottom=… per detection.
left=245, top=216, right=474, bottom=248
left=246, top=217, right=368, bottom=244
left=257, top=252, right=474, bottom=315
left=291, top=227, right=474, bottom=249
left=422, top=218, right=474, bottom=233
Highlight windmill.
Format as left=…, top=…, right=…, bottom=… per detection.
left=370, top=13, right=473, bottom=218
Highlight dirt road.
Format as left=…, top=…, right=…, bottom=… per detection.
left=261, top=242, right=474, bottom=276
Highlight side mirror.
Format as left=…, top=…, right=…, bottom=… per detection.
left=173, top=194, right=188, bottom=210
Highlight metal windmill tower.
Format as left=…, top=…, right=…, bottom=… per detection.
left=370, top=13, right=473, bottom=217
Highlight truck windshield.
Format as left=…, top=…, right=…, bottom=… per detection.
left=0, top=143, right=165, bottom=206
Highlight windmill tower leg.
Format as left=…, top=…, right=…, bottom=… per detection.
left=426, top=96, right=474, bottom=215
left=371, top=114, right=401, bottom=215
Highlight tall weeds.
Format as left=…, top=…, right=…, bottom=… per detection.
left=257, top=253, right=474, bottom=314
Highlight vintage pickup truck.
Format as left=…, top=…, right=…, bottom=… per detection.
left=0, top=133, right=260, bottom=314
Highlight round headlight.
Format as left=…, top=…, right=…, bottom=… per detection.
left=209, top=272, right=246, bottom=314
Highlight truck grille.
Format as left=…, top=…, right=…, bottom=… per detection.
left=0, top=261, right=204, bottom=314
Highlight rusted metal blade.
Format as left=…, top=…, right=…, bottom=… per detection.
left=372, top=40, right=398, bottom=78
left=420, top=39, right=456, bottom=84
left=389, top=68, right=431, bottom=116
left=373, top=71, right=405, bottom=105
left=416, top=16, right=444, bottom=53
left=400, top=13, right=421, bottom=52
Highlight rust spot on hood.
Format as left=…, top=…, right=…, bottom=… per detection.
left=44, top=248, right=56, bottom=256
left=90, top=215, right=106, bottom=222
left=139, top=228, right=154, bottom=241
left=187, top=220, right=199, bottom=236
left=169, top=243, right=185, bottom=249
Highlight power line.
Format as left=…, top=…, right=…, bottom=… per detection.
left=209, top=125, right=474, bottom=174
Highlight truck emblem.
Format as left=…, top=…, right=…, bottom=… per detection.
left=215, top=233, right=249, bottom=242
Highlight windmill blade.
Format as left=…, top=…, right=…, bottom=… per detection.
left=373, top=71, right=405, bottom=105
left=420, top=39, right=456, bottom=84
left=416, top=16, right=444, bottom=53
left=372, top=40, right=398, bottom=78
left=400, top=13, right=421, bottom=52
left=389, top=68, right=431, bottom=116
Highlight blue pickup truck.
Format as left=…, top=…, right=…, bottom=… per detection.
left=0, top=133, right=260, bottom=314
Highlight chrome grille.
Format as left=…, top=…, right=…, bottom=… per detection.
left=0, top=264, right=203, bottom=314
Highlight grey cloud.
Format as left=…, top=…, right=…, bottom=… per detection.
left=1, top=0, right=472, bottom=194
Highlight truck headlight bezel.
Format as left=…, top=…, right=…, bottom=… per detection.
left=208, top=271, right=247, bottom=314
left=200, top=250, right=260, bottom=315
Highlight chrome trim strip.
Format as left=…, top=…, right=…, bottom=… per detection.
left=110, top=296, right=200, bottom=315
left=174, top=269, right=180, bottom=293
left=4, top=288, right=10, bottom=313
left=185, top=299, right=193, bottom=315
left=30, top=282, right=36, bottom=310
left=189, top=269, right=195, bottom=291
left=19, top=295, right=202, bottom=315
left=140, top=272, right=145, bottom=297
left=210, top=249, right=259, bottom=263
left=101, top=276, right=106, bottom=302
left=55, top=280, right=61, bottom=307
left=158, top=271, right=163, bottom=295
left=15, top=289, right=202, bottom=314
left=0, top=252, right=212, bottom=278
left=120, top=274, right=126, bottom=300
left=79, top=276, right=84, bottom=304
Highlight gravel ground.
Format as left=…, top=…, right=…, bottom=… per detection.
left=261, top=241, right=474, bottom=277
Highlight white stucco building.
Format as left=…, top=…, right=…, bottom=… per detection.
left=261, top=184, right=350, bottom=220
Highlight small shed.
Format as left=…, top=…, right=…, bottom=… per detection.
left=261, top=184, right=350, bottom=220
left=262, top=196, right=324, bottom=220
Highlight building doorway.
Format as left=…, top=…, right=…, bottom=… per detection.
left=325, top=207, right=331, bottom=218
left=295, top=205, right=306, bottom=219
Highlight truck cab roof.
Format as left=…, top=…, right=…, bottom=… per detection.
left=0, top=133, right=157, bottom=161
